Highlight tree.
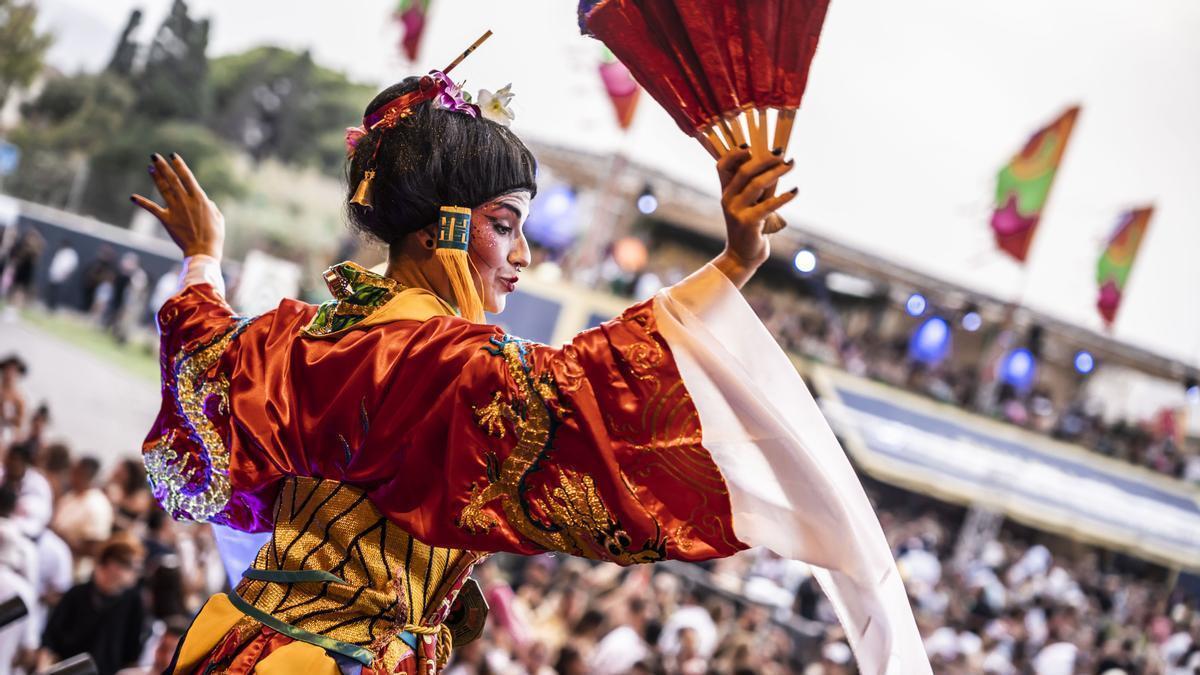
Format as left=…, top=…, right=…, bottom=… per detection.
left=136, top=0, right=210, bottom=121
left=207, top=46, right=374, bottom=174
left=0, top=0, right=54, bottom=110
left=107, top=9, right=142, bottom=77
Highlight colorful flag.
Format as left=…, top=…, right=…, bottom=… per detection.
left=990, top=106, right=1080, bottom=262
left=598, top=48, right=639, bottom=131
left=394, top=0, right=431, bottom=62
left=1096, top=206, right=1153, bottom=326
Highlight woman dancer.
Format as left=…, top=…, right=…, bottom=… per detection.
left=134, top=65, right=927, bottom=675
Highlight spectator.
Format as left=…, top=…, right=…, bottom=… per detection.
left=39, top=536, right=146, bottom=675
left=115, top=615, right=189, bottom=675
left=36, top=441, right=72, bottom=501
left=105, top=459, right=151, bottom=535
left=0, top=354, right=28, bottom=446
left=51, top=455, right=114, bottom=573
left=0, top=442, right=53, bottom=538
left=44, top=238, right=79, bottom=312
left=0, top=484, right=38, bottom=675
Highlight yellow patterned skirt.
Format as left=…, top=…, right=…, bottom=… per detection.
left=170, top=477, right=487, bottom=674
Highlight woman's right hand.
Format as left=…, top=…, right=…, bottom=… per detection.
left=131, top=153, right=225, bottom=260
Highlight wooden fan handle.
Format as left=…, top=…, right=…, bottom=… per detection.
left=693, top=130, right=788, bottom=235
left=763, top=213, right=788, bottom=234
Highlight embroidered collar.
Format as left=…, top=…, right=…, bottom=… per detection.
left=302, top=261, right=459, bottom=338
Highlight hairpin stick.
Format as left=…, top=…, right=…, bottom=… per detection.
left=443, top=30, right=493, bottom=75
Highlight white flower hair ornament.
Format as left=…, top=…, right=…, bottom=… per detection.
left=476, top=84, right=515, bottom=127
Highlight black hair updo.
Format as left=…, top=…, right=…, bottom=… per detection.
left=346, top=76, right=539, bottom=246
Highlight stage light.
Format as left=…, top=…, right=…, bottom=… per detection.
left=1187, top=380, right=1200, bottom=404
left=1074, top=350, right=1095, bottom=374
left=636, top=186, right=657, bottom=214
left=906, top=293, right=927, bottom=317
left=793, top=249, right=817, bottom=274
left=961, top=311, right=982, bottom=332
left=1000, top=347, right=1037, bottom=391
left=910, top=317, right=951, bottom=364
left=524, top=184, right=579, bottom=250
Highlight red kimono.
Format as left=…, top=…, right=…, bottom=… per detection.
left=145, top=260, right=744, bottom=674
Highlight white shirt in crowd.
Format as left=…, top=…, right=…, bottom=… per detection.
left=51, top=487, right=113, bottom=547
left=0, top=466, right=52, bottom=538
left=0, top=516, right=38, bottom=675
left=47, top=247, right=79, bottom=284
left=588, top=625, right=651, bottom=675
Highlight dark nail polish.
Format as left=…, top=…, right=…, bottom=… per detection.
left=129, top=195, right=136, bottom=202
left=772, top=147, right=783, bottom=156
left=170, top=152, right=178, bottom=160
left=785, top=159, right=795, bottom=166
left=150, top=154, right=158, bottom=162
left=788, top=187, right=799, bottom=195
left=739, top=143, right=749, bottom=150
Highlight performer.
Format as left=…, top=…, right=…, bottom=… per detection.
left=134, top=67, right=928, bottom=675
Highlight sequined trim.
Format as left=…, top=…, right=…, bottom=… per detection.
left=459, top=335, right=665, bottom=564
left=144, top=316, right=256, bottom=523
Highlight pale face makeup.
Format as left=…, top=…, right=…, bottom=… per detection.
left=468, top=190, right=532, bottom=314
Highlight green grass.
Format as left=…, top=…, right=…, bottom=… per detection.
left=20, top=309, right=160, bottom=382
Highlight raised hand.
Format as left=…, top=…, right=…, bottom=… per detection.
left=131, top=153, right=225, bottom=260
left=713, top=148, right=797, bottom=288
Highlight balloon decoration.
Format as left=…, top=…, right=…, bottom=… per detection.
left=990, top=106, right=1080, bottom=262
left=1096, top=206, right=1153, bottom=327
left=394, top=0, right=432, bottom=62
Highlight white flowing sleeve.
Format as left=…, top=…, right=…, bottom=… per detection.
left=652, top=264, right=930, bottom=675
left=176, top=254, right=226, bottom=297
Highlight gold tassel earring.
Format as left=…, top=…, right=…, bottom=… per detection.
left=436, top=206, right=484, bottom=323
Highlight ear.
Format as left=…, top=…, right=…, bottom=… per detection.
left=419, top=222, right=439, bottom=248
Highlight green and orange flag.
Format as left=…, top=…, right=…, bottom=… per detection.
left=990, top=106, right=1080, bottom=262
left=1096, top=206, right=1153, bottom=327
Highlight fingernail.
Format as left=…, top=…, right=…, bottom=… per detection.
left=150, top=154, right=158, bottom=162
left=739, top=143, right=749, bottom=150
left=772, top=147, right=783, bottom=156
left=129, top=195, right=136, bottom=202
left=785, top=159, right=795, bottom=166
left=169, top=152, right=178, bottom=160
left=788, top=187, right=799, bottom=195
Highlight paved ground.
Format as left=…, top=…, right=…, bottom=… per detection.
left=1, top=313, right=161, bottom=466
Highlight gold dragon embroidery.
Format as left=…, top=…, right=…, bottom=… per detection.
left=459, top=335, right=663, bottom=565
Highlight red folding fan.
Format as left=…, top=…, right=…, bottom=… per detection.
left=579, top=0, right=830, bottom=163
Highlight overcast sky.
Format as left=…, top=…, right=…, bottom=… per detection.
left=33, top=0, right=1200, bottom=367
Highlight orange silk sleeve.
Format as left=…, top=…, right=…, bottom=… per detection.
left=142, top=284, right=305, bottom=531
left=369, top=299, right=747, bottom=564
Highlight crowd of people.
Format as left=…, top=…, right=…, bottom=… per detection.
left=2, top=347, right=1198, bottom=674
left=548, top=239, right=1199, bottom=484
left=0, top=224, right=177, bottom=342
left=0, top=354, right=226, bottom=674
